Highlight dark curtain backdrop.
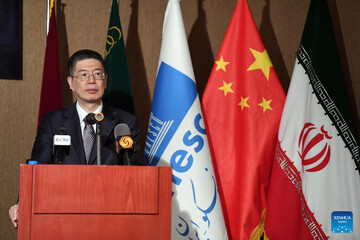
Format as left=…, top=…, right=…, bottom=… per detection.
left=0, top=0, right=23, bottom=79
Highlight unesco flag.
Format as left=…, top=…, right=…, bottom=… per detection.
left=145, top=0, right=228, bottom=239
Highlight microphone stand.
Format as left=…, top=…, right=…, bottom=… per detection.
left=53, top=149, right=65, bottom=164
left=123, top=150, right=134, bottom=165
left=96, top=122, right=102, bottom=165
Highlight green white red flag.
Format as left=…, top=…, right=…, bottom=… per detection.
left=265, top=0, right=360, bottom=239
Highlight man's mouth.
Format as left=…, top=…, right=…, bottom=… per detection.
left=86, top=88, right=98, bottom=93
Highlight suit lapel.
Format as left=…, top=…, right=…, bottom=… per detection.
left=64, top=104, right=87, bottom=164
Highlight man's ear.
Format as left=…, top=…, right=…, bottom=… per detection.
left=67, top=76, right=74, bottom=91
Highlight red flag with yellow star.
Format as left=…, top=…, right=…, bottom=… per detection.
left=202, top=1, right=285, bottom=239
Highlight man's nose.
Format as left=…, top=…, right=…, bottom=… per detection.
left=87, top=74, right=96, bottom=83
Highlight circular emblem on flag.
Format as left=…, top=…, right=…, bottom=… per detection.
left=298, top=123, right=332, bottom=172
left=105, top=26, right=122, bottom=57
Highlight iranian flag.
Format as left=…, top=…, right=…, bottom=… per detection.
left=265, top=0, right=360, bottom=239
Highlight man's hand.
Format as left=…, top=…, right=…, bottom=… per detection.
left=9, top=204, right=19, bottom=228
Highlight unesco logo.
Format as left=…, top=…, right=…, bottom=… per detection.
left=331, top=211, right=353, bottom=233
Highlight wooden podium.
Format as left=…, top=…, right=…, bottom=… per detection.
left=17, top=165, right=171, bottom=240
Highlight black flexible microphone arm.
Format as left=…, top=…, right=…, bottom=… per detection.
left=85, top=113, right=104, bottom=165
left=95, top=122, right=102, bottom=165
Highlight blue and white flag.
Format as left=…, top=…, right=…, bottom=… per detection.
left=145, top=0, right=228, bottom=239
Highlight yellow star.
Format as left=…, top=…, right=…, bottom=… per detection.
left=215, top=56, right=230, bottom=72
left=247, top=48, right=273, bottom=81
left=258, top=97, right=273, bottom=112
left=218, top=81, right=234, bottom=96
left=238, top=96, right=250, bottom=111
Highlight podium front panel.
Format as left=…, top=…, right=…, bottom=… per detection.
left=33, top=165, right=159, bottom=214
left=18, top=165, right=171, bottom=240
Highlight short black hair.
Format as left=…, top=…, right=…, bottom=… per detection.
left=68, top=49, right=106, bottom=76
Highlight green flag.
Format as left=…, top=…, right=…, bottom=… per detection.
left=103, top=0, right=134, bottom=114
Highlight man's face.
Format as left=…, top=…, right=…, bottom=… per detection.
left=67, top=58, right=107, bottom=106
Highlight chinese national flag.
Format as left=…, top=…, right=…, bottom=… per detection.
left=38, top=0, right=62, bottom=125
left=202, top=1, right=285, bottom=239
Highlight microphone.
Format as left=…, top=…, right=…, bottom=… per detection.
left=85, top=112, right=104, bottom=124
left=53, top=127, right=71, bottom=164
left=85, top=112, right=104, bottom=165
left=114, top=124, right=134, bottom=165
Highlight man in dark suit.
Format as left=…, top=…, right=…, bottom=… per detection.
left=9, top=49, right=145, bottom=227
left=33, top=102, right=143, bottom=165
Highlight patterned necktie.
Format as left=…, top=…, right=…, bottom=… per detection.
left=83, top=116, right=95, bottom=163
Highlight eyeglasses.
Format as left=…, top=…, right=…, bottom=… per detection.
left=72, top=72, right=106, bottom=81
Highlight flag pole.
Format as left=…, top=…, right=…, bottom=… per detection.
left=46, top=0, right=50, bottom=35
